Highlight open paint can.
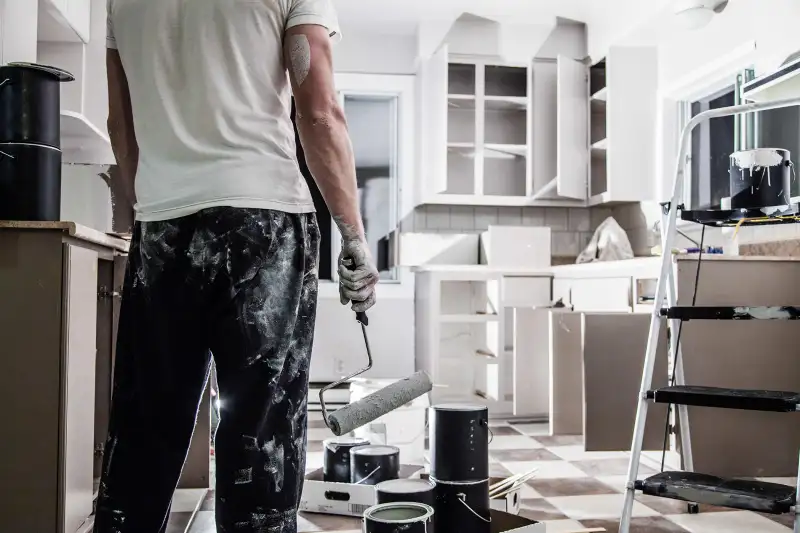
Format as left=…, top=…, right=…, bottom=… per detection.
left=350, top=444, right=400, bottom=485
left=322, top=436, right=370, bottom=483
left=729, top=148, right=793, bottom=210
left=376, top=478, right=436, bottom=506
left=430, top=403, right=489, bottom=482
left=363, top=502, right=434, bottom=533
left=431, top=478, right=490, bottom=533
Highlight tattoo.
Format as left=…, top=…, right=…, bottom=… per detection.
left=288, top=34, right=311, bottom=86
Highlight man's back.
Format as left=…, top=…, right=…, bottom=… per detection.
left=107, top=0, right=339, bottom=222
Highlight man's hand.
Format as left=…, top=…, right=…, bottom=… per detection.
left=338, top=237, right=379, bottom=313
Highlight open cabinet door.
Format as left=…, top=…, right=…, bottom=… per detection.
left=418, top=44, right=449, bottom=201
left=556, top=55, right=588, bottom=200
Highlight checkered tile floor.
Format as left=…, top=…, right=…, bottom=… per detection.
left=179, top=416, right=797, bottom=533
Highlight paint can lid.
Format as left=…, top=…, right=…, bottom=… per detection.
left=363, top=502, right=434, bottom=523
left=376, top=478, right=435, bottom=494
left=433, top=403, right=487, bottom=411
left=351, top=444, right=400, bottom=456
left=323, top=436, right=370, bottom=451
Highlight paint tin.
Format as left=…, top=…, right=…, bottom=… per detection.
left=350, top=445, right=400, bottom=485
left=431, top=478, right=490, bottom=533
left=429, top=403, right=489, bottom=482
left=376, top=478, right=436, bottom=506
left=363, top=502, right=434, bottom=533
left=322, top=436, right=370, bottom=483
left=729, top=148, right=793, bottom=210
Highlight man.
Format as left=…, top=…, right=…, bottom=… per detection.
left=96, top=1, right=378, bottom=532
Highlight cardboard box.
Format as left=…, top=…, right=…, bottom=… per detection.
left=419, top=474, right=522, bottom=516
left=300, top=465, right=425, bottom=517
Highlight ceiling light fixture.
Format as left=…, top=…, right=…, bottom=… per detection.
left=672, top=0, right=726, bottom=30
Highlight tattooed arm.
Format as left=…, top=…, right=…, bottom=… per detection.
left=284, top=24, right=378, bottom=313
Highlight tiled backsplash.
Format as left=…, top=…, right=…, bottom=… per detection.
left=402, top=205, right=596, bottom=257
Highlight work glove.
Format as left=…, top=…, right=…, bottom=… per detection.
left=338, top=237, right=379, bottom=313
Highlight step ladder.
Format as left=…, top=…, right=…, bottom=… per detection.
left=619, top=96, right=800, bottom=533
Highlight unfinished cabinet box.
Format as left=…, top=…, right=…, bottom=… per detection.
left=588, top=46, right=659, bottom=206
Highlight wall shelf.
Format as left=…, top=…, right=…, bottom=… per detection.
left=591, top=86, right=608, bottom=102
left=742, top=56, right=800, bottom=103
left=440, top=313, right=499, bottom=324
left=485, top=144, right=527, bottom=157
left=61, top=111, right=114, bottom=165
left=591, top=138, right=608, bottom=151
left=38, top=0, right=90, bottom=43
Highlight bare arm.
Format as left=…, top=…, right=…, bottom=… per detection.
left=106, top=49, right=139, bottom=204
left=285, top=24, right=378, bottom=312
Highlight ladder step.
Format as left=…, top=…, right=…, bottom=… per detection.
left=635, top=471, right=796, bottom=514
left=661, top=306, right=800, bottom=320
left=646, top=386, right=800, bottom=412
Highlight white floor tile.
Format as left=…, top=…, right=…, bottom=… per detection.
left=511, top=423, right=551, bottom=436
left=595, top=475, right=629, bottom=493
left=666, top=510, right=792, bottom=532
left=518, top=483, right=543, bottom=499
left=547, top=493, right=659, bottom=520
left=548, top=445, right=630, bottom=462
left=490, top=435, right=544, bottom=450
left=171, top=488, right=207, bottom=513
left=501, top=460, right=588, bottom=480
left=541, top=519, right=588, bottom=532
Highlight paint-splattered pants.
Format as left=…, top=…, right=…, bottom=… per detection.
left=95, top=207, right=320, bottom=533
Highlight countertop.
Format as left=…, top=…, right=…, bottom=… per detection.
left=0, top=221, right=130, bottom=252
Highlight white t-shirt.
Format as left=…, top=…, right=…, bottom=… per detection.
left=106, top=0, right=340, bottom=221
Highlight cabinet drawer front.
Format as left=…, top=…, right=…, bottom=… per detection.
left=570, top=277, right=631, bottom=311
left=501, top=277, right=551, bottom=307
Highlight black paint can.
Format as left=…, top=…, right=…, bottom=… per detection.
left=430, top=403, right=489, bottom=482
left=322, top=436, right=370, bottom=483
left=350, top=445, right=400, bottom=485
left=376, top=478, right=436, bottom=506
left=729, top=148, right=793, bottom=210
left=363, top=502, right=434, bottom=533
left=0, top=142, right=62, bottom=221
left=0, top=62, right=74, bottom=148
left=431, top=478, right=490, bottom=533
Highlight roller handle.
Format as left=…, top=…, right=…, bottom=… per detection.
left=342, top=258, right=369, bottom=326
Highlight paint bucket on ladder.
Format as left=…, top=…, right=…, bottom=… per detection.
left=431, top=478, right=491, bottom=533
left=429, top=403, right=489, bottom=482
left=729, top=148, right=793, bottom=210
left=363, top=502, right=434, bottom=533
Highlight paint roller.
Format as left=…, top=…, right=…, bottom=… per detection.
left=319, top=274, right=433, bottom=436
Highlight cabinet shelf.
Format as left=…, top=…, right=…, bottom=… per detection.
left=485, top=96, right=528, bottom=110
left=485, top=144, right=526, bottom=158
left=742, top=55, right=800, bottom=103
left=61, top=111, right=115, bottom=165
left=591, top=87, right=608, bottom=102
left=440, top=313, right=499, bottom=324
left=38, top=0, right=90, bottom=43
left=591, top=138, right=608, bottom=151
left=448, top=94, right=476, bottom=108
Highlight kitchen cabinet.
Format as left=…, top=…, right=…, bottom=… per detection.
left=588, top=46, right=659, bottom=206
left=414, top=265, right=552, bottom=417
left=38, top=0, right=114, bottom=164
left=0, top=222, right=210, bottom=532
left=39, top=0, right=91, bottom=43
left=416, top=45, right=587, bottom=208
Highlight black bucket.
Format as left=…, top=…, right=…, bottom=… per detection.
left=376, top=478, right=436, bottom=506
left=363, top=502, right=434, bottom=533
left=0, top=142, right=62, bottom=221
left=0, top=63, right=74, bottom=148
left=431, top=478, right=490, bottom=533
left=430, top=403, right=489, bottom=482
left=350, top=445, right=400, bottom=485
left=729, top=148, right=793, bottom=210
left=322, top=436, right=370, bottom=483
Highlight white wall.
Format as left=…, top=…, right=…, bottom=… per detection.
left=60, top=164, right=113, bottom=231
left=334, top=29, right=418, bottom=75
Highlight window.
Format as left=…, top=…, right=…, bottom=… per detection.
left=292, top=90, right=402, bottom=283
left=682, top=68, right=800, bottom=210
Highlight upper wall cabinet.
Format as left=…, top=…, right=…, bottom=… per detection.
left=416, top=45, right=587, bottom=208
left=588, top=46, right=658, bottom=206
left=38, top=0, right=91, bottom=43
